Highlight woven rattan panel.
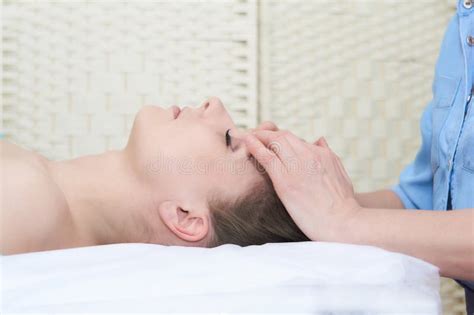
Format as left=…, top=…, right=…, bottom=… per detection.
left=259, top=0, right=465, bottom=314
left=2, top=0, right=257, bottom=159
left=1, top=0, right=468, bottom=314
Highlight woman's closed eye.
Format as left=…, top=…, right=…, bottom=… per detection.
left=225, top=128, right=233, bottom=149
left=226, top=128, right=253, bottom=161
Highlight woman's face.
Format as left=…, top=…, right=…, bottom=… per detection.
left=126, top=97, right=261, bottom=245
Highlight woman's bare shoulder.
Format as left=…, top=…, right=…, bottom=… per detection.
left=0, top=140, right=72, bottom=254
left=0, top=140, right=47, bottom=165
left=0, top=141, right=52, bottom=188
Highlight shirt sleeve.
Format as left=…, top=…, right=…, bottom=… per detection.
left=391, top=101, right=434, bottom=210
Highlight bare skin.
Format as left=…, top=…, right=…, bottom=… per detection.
left=0, top=141, right=150, bottom=254
left=0, top=141, right=76, bottom=254
left=1, top=97, right=264, bottom=255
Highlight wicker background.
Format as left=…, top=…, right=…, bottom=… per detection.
left=2, top=0, right=258, bottom=158
left=1, top=0, right=467, bottom=313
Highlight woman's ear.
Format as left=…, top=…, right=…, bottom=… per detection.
left=157, top=200, right=210, bottom=243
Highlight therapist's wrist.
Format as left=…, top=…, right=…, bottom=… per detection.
left=316, top=197, right=364, bottom=242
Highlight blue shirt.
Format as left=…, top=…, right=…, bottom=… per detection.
left=391, top=0, right=474, bottom=308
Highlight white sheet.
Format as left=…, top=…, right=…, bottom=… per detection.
left=1, top=242, right=441, bottom=314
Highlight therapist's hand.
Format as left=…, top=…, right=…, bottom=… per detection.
left=244, top=130, right=361, bottom=241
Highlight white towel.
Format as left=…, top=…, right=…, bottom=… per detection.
left=1, top=241, right=441, bottom=314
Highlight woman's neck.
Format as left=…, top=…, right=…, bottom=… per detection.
left=47, top=149, right=156, bottom=247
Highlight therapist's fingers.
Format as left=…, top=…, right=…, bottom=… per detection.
left=268, top=133, right=299, bottom=171
left=247, top=121, right=279, bottom=134
left=244, top=134, right=285, bottom=181
left=251, top=130, right=302, bottom=146
left=311, top=137, right=333, bottom=158
left=250, top=130, right=306, bottom=169
left=256, top=121, right=279, bottom=132
left=252, top=130, right=326, bottom=176
left=249, top=130, right=281, bottom=146
left=330, top=146, right=353, bottom=187
left=277, top=130, right=314, bottom=158
left=314, top=137, right=353, bottom=188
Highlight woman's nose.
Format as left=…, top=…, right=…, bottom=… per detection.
left=203, top=96, right=225, bottom=112
left=200, top=99, right=210, bottom=110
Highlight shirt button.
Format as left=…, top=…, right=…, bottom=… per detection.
left=448, top=160, right=452, bottom=170
left=464, top=0, right=473, bottom=9
left=468, top=35, right=474, bottom=46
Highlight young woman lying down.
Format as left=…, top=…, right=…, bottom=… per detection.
left=0, top=97, right=309, bottom=255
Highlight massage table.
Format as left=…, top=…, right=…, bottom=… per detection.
left=1, top=241, right=441, bottom=313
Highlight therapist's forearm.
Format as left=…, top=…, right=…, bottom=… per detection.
left=355, top=190, right=405, bottom=209
left=334, top=207, right=474, bottom=281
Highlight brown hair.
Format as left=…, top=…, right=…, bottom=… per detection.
left=208, top=173, right=310, bottom=247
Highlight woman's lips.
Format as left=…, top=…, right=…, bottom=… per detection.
left=170, top=106, right=181, bottom=119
